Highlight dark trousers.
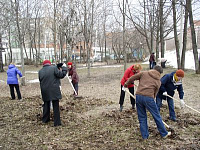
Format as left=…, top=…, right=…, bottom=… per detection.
left=9, top=84, right=22, bottom=100
left=72, top=82, right=78, bottom=95
left=119, top=85, right=135, bottom=107
left=42, top=100, right=61, bottom=126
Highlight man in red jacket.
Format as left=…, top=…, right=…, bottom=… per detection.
left=119, top=64, right=142, bottom=111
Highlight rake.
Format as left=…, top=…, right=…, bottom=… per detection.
left=164, top=93, right=200, bottom=114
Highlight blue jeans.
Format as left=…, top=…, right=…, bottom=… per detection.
left=149, top=61, right=156, bottom=69
left=156, top=96, right=176, bottom=121
left=136, top=95, right=168, bottom=139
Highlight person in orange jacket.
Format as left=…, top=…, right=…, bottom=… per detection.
left=119, top=64, right=142, bottom=111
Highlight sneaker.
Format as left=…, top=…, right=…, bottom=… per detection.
left=120, top=105, right=123, bottom=112
left=163, top=132, right=171, bottom=138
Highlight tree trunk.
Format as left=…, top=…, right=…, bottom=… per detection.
left=187, top=0, right=200, bottom=74
left=22, top=36, right=28, bottom=59
left=8, top=26, right=12, bottom=63
left=160, top=0, right=164, bottom=58
left=180, top=1, right=189, bottom=69
left=53, top=0, right=57, bottom=63
left=15, top=0, right=25, bottom=85
left=156, top=10, right=160, bottom=61
left=37, top=17, right=41, bottom=67
left=172, top=0, right=181, bottom=69
left=123, top=0, right=127, bottom=71
left=0, top=34, right=4, bottom=72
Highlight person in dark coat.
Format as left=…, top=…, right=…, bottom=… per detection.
left=149, top=52, right=156, bottom=69
left=119, top=64, right=142, bottom=111
left=67, top=62, right=79, bottom=96
left=39, top=60, right=67, bottom=126
left=124, top=65, right=171, bottom=139
left=156, top=69, right=185, bottom=122
left=7, top=63, right=23, bottom=100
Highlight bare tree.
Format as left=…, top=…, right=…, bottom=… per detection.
left=180, top=0, right=189, bottom=69
left=11, top=0, right=25, bottom=85
left=160, top=0, right=165, bottom=58
left=76, top=0, right=97, bottom=77
left=125, top=0, right=173, bottom=60
left=172, top=0, right=181, bottom=69
left=187, top=0, right=199, bottom=73
left=53, top=0, right=57, bottom=63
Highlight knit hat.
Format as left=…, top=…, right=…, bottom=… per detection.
left=67, top=62, right=72, bottom=65
left=176, top=69, right=184, bottom=78
left=43, top=60, right=51, bottom=65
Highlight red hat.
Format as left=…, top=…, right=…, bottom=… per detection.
left=67, top=62, right=72, bottom=65
left=43, top=60, right=51, bottom=65
left=176, top=69, right=184, bottom=78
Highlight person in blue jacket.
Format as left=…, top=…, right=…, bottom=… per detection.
left=7, top=63, right=23, bottom=100
left=156, top=69, right=185, bottom=121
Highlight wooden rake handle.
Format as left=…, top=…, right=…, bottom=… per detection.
left=165, top=94, right=200, bottom=114
left=66, top=75, right=77, bottom=95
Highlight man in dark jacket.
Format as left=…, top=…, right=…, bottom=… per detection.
left=39, top=60, right=67, bottom=126
left=156, top=69, right=185, bottom=122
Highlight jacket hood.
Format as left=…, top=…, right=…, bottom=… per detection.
left=170, top=72, right=176, bottom=77
left=148, top=70, right=161, bottom=80
left=8, top=64, right=15, bottom=69
left=129, top=65, right=134, bottom=70
left=169, top=72, right=176, bottom=81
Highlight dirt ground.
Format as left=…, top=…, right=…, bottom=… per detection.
left=0, top=62, right=200, bottom=149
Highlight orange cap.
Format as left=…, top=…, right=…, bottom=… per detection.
left=176, top=69, right=184, bottom=78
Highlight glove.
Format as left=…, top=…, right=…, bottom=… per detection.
left=62, top=63, right=66, bottom=67
left=180, top=99, right=185, bottom=108
left=57, top=63, right=63, bottom=69
left=124, top=83, right=128, bottom=88
left=122, top=86, right=126, bottom=92
left=68, top=76, right=72, bottom=82
left=163, top=92, right=167, bottom=96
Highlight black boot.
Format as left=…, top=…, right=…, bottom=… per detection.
left=120, top=105, right=123, bottom=112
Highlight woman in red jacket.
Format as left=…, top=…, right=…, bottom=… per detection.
left=119, top=64, right=142, bottom=111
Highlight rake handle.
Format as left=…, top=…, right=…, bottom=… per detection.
left=67, top=75, right=77, bottom=95
left=165, top=94, right=200, bottom=114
